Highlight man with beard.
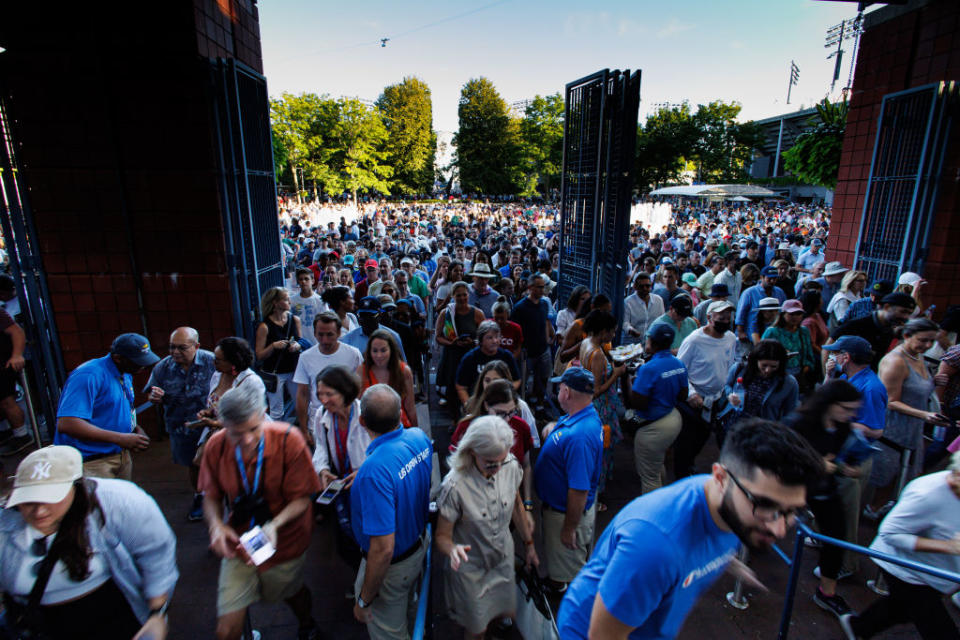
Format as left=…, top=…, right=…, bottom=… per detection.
left=557, top=419, right=822, bottom=639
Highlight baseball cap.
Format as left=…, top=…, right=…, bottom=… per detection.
left=110, top=333, right=160, bottom=367
left=869, top=280, right=894, bottom=296
left=681, top=273, right=698, bottom=286
left=7, top=446, right=82, bottom=507
left=549, top=366, right=595, bottom=394
left=781, top=299, right=804, bottom=313
left=707, top=300, right=735, bottom=314
left=881, top=292, right=916, bottom=309
left=364, top=258, right=379, bottom=270
left=758, top=297, right=781, bottom=311
left=343, top=255, right=355, bottom=266
left=378, top=295, right=397, bottom=311
left=812, top=238, right=824, bottom=247
left=822, top=335, right=873, bottom=360
left=760, top=266, right=778, bottom=278
left=670, top=295, right=693, bottom=315
left=356, top=296, right=381, bottom=314
left=646, top=322, right=676, bottom=344
left=400, top=257, right=414, bottom=266
left=897, top=272, right=922, bottom=288
left=708, top=283, right=730, bottom=298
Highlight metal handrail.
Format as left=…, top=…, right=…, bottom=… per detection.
left=412, top=523, right=433, bottom=640
left=777, top=520, right=960, bottom=640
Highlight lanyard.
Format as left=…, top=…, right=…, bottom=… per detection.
left=235, top=437, right=265, bottom=497
left=333, top=407, right=353, bottom=474
left=118, top=375, right=136, bottom=431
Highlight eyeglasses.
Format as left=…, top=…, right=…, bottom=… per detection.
left=724, top=467, right=807, bottom=523
left=479, top=458, right=509, bottom=471
left=168, top=343, right=195, bottom=352
left=491, top=408, right=518, bottom=421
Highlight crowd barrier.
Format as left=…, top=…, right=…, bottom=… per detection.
left=412, top=523, right=434, bottom=640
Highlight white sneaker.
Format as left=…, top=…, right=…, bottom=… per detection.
left=814, top=566, right=854, bottom=580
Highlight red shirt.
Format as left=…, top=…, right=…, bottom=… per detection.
left=198, top=422, right=321, bottom=571
left=449, top=415, right=534, bottom=462
left=498, top=320, right=524, bottom=357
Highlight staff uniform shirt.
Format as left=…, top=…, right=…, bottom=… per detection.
left=55, top=355, right=137, bottom=457
left=534, top=404, right=603, bottom=511
left=351, top=426, right=433, bottom=557
left=842, top=367, right=888, bottom=435
left=341, top=325, right=407, bottom=361
left=198, top=423, right=320, bottom=570
left=558, top=475, right=739, bottom=639
left=631, top=351, right=688, bottom=422
left=622, top=294, right=664, bottom=345
left=455, top=346, right=520, bottom=391
left=144, top=350, right=216, bottom=434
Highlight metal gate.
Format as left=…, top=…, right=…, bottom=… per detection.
left=0, top=94, right=66, bottom=438
left=853, top=82, right=956, bottom=282
left=558, top=69, right=641, bottom=330
left=210, top=58, right=284, bottom=342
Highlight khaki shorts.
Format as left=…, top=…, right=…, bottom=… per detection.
left=83, top=450, right=132, bottom=480
left=216, top=552, right=307, bottom=616
left=542, top=503, right=596, bottom=583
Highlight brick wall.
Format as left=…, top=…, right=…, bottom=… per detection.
left=1, top=1, right=264, bottom=389
left=829, top=0, right=960, bottom=315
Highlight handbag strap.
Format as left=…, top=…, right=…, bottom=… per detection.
left=20, top=536, right=62, bottom=625
left=267, top=314, right=295, bottom=375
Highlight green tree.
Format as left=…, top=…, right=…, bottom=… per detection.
left=320, top=98, right=393, bottom=206
left=516, top=93, right=564, bottom=196
left=782, top=97, right=848, bottom=189
left=270, top=92, right=339, bottom=200
left=634, top=102, right=698, bottom=191
left=454, top=77, right=519, bottom=195
left=377, top=77, right=436, bottom=195
left=690, top=100, right=764, bottom=183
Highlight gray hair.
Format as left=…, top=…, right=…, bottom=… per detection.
left=476, top=320, right=501, bottom=341
left=218, top=381, right=267, bottom=426
left=447, top=415, right=514, bottom=475
left=360, top=383, right=401, bottom=434
left=170, top=326, right=199, bottom=343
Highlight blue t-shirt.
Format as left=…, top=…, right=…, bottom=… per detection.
left=843, top=367, right=888, bottom=435
left=55, top=355, right=135, bottom=457
left=558, top=475, right=739, bottom=639
left=534, top=404, right=603, bottom=510
left=341, top=325, right=407, bottom=361
left=350, top=426, right=432, bottom=557
left=144, top=350, right=216, bottom=435
left=631, top=351, right=688, bottom=422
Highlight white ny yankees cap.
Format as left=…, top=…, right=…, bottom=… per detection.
left=7, top=446, right=82, bottom=507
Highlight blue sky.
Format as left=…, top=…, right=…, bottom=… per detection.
left=259, top=0, right=871, bottom=132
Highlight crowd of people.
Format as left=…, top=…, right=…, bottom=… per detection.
left=1, top=195, right=959, bottom=640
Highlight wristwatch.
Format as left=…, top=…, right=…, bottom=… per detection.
left=357, top=593, right=376, bottom=609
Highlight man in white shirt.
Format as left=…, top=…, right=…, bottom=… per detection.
left=289, top=268, right=327, bottom=345
left=713, top=253, right=742, bottom=305
left=622, top=273, right=664, bottom=345
left=673, top=301, right=738, bottom=478
left=294, top=311, right=363, bottom=435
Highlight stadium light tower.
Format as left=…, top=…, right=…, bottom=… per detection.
left=825, top=13, right=864, bottom=92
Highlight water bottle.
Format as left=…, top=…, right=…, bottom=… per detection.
left=734, top=377, right=745, bottom=408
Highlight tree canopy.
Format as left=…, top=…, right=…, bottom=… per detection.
left=516, top=93, right=564, bottom=196
left=782, top=97, right=848, bottom=189
left=377, top=77, right=435, bottom=195
left=454, top=77, right=518, bottom=195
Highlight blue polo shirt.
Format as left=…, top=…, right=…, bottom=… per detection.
left=55, top=355, right=135, bottom=458
left=843, top=367, right=888, bottom=436
left=351, top=426, right=432, bottom=557
left=631, top=351, right=688, bottom=422
left=558, top=475, right=739, bottom=639
left=534, top=404, right=603, bottom=511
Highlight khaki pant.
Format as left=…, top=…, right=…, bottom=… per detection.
left=216, top=553, right=307, bottom=615
left=542, top=503, right=596, bottom=583
left=633, top=408, right=683, bottom=495
left=354, top=536, right=428, bottom=640
left=839, top=457, right=873, bottom=574
left=83, top=450, right=132, bottom=480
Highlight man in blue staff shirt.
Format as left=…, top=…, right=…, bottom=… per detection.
left=534, top=366, right=603, bottom=593
left=558, top=419, right=823, bottom=639
left=351, top=384, right=432, bottom=640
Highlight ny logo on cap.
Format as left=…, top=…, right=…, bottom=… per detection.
left=31, top=461, right=52, bottom=480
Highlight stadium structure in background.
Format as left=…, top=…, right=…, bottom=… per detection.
left=557, top=69, right=641, bottom=335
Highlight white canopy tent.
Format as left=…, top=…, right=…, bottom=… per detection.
left=648, top=184, right=777, bottom=198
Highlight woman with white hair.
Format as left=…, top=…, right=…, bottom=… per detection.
left=827, top=270, right=867, bottom=328
left=435, top=416, right=538, bottom=640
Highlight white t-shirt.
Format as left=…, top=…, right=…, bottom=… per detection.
left=289, top=292, right=328, bottom=345
left=292, top=342, right=363, bottom=424
left=14, top=526, right=111, bottom=605
left=677, top=328, right=737, bottom=402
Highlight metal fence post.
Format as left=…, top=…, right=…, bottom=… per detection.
left=777, top=527, right=807, bottom=640
left=18, top=370, right=44, bottom=448
left=726, top=547, right=751, bottom=610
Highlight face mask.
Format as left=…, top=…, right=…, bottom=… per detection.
left=713, top=321, right=731, bottom=333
